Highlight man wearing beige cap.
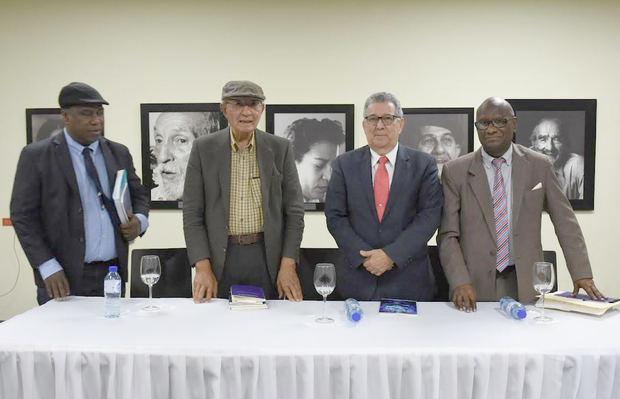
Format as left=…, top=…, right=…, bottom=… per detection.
left=183, top=81, right=305, bottom=302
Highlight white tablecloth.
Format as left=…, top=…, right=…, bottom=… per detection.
left=0, top=297, right=619, bottom=399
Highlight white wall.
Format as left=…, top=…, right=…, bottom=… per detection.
left=1, top=0, right=619, bottom=320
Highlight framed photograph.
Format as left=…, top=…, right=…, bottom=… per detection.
left=26, top=108, right=64, bottom=144
left=266, top=104, right=354, bottom=211
left=400, top=108, right=474, bottom=177
left=141, top=103, right=228, bottom=209
left=507, top=99, right=596, bottom=210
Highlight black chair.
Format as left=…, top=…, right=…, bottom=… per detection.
left=130, top=248, right=192, bottom=298
left=298, top=248, right=345, bottom=300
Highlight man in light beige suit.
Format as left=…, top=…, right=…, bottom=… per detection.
left=183, top=81, right=304, bottom=302
left=438, top=97, right=604, bottom=311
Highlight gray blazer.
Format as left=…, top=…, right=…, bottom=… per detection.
left=182, top=128, right=304, bottom=283
left=10, top=133, right=150, bottom=287
left=325, top=144, right=443, bottom=300
left=438, top=145, right=592, bottom=303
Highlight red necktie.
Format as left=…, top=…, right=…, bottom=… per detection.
left=374, top=156, right=389, bottom=222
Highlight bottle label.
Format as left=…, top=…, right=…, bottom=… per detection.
left=105, top=280, right=122, bottom=294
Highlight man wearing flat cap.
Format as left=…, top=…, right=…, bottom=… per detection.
left=183, top=80, right=305, bottom=302
left=10, top=82, right=150, bottom=304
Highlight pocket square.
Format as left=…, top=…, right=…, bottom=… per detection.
left=531, top=182, right=542, bottom=191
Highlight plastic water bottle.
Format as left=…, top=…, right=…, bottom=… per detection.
left=499, top=297, right=527, bottom=320
left=344, top=298, right=363, bottom=322
left=104, top=266, right=122, bottom=318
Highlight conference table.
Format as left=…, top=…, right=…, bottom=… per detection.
left=0, top=297, right=619, bottom=399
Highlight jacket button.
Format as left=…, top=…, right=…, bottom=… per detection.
left=78, top=208, right=83, bottom=214
left=79, top=237, right=84, bottom=243
left=489, top=251, right=494, bottom=256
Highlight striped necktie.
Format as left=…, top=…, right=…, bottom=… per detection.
left=492, top=157, right=510, bottom=272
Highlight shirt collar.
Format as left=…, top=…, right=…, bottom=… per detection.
left=230, top=128, right=255, bottom=152
left=481, top=143, right=513, bottom=169
left=64, top=128, right=100, bottom=154
left=370, top=143, right=398, bottom=167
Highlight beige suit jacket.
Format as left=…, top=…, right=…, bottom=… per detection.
left=437, top=144, right=592, bottom=303
left=182, top=128, right=304, bottom=284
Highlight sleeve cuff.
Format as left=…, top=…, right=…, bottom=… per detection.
left=135, top=213, right=149, bottom=234
left=38, top=258, right=63, bottom=280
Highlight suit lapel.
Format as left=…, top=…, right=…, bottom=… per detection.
left=217, top=128, right=232, bottom=218
left=468, top=149, right=496, bottom=239
left=358, top=147, right=377, bottom=220
left=383, top=146, right=408, bottom=221
left=53, top=133, right=80, bottom=196
left=255, top=130, right=273, bottom=210
left=99, top=138, right=118, bottom=192
left=510, top=145, right=529, bottom=230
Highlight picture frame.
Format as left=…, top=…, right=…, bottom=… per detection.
left=26, top=108, right=64, bottom=144
left=507, top=99, right=596, bottom=210
left=265, top=104, right=354, bottom=211
left=141, top=103, right=228, bottom=209
left=401, top=108, right=474, bottom=177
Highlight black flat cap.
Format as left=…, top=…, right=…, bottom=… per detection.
left=221, top=80, right=265, bottom=101
left=58, top=82, right=109, bottom=108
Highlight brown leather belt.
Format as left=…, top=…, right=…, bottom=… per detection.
left=228, top=232, right=264, bottom=245
left=85, top=258, right=119, bottom=267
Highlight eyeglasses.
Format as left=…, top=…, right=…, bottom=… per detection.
left=364, top=114, right=400, bottom=126
left=474, top=117, right=516, bottom=130
left=225, top=99, right=263, bottom=112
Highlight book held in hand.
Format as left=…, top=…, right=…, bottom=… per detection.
left=229, top=285, right=268, bottom=310
left=112, top=169, right=132, bottom=224
left=379, top=298, right=418, bottom=316
left=538, top=291, right=620, bottom=316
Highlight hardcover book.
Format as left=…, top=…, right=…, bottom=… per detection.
left=379, top=298, right=418, bottom=316
left=540, top=291, right=620, bottom=316
left=229, top=285, right=267, bottom=310
left=112, top=169, right=132, bottom=224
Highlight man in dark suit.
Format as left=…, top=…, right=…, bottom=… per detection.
left=10, top=82, right=150, bottom=305
left=325, top=92, right=443, bottom=300
left=438, top=97, right=604, bottom=312
left=183, top=81, right=305, bottom=302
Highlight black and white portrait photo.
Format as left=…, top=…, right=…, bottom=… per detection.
left=266, top=105, right=354, bottom=210
left=400, top=108, right=474, bottom=176
left=141, top=104, right=226, bottom=208
left=508, top=99, right=596, bottom=210
left=26, top=108, right=64, bottom=144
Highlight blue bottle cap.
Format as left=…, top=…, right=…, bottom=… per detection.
left=517, top=309, right=527, bottom=319
left=351, top=312, right=361, bottom=322
left=109, top=266, right=118, bottom=272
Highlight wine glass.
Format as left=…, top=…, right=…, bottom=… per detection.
left=533, top=261, right=555, bottom=322
left=314, top=263, right=336, bottom=323
left=140, top=255, right=161, bottom=312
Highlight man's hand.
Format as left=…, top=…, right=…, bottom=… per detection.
left=44, top=270, right=70, bottom=301
left=359, top=249, right=394, bottom=276
left=276, top=257, right=303, bottom=301
left=451, top=283, right=477, bottom=312
left=573, top=278, right=606, bottom=300
left=193, top=259, right=218, bottom=303
left=120, top=211, right=140, bottom=242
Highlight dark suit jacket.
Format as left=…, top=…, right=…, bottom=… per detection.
left=182, top=128, right=304, bottom=283
left=325, top=144, right=443, bottom=300
left=10, top=133, right=150, bottom=288
left=438, top=145, right=592, bottom=303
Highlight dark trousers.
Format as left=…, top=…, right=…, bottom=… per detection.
left=218, top=241, right=277, bottom=300
left=37, top=263, right=125, bottom=305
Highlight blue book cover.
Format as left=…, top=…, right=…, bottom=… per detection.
left=230, top=285, right=266, bottom=303
left=112, top=169, right=132, bottom=223
left=379, top=298, right=418, bottom=316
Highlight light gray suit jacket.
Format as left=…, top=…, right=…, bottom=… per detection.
left=437, top=144, right=592, bottom=303
left=182, top=128, right=304, bottom=283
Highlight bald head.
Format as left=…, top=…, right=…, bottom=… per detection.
left=475, top=97, right=517, bottom=157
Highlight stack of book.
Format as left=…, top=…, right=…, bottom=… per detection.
left=229, top=285, right=268, bottom=310
left=539, top=291, right=620, bottom=316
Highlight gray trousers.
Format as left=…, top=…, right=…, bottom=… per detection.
left=495, top=266, right=518, bottom=300
left=218, top=241, right=277, bottom=299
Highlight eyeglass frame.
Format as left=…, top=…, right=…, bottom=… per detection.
left=223, top=98, right=264, bottom=112
left=474, top=116, right=516, bottom=130
left=363, top=114, right=401, bottom=126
